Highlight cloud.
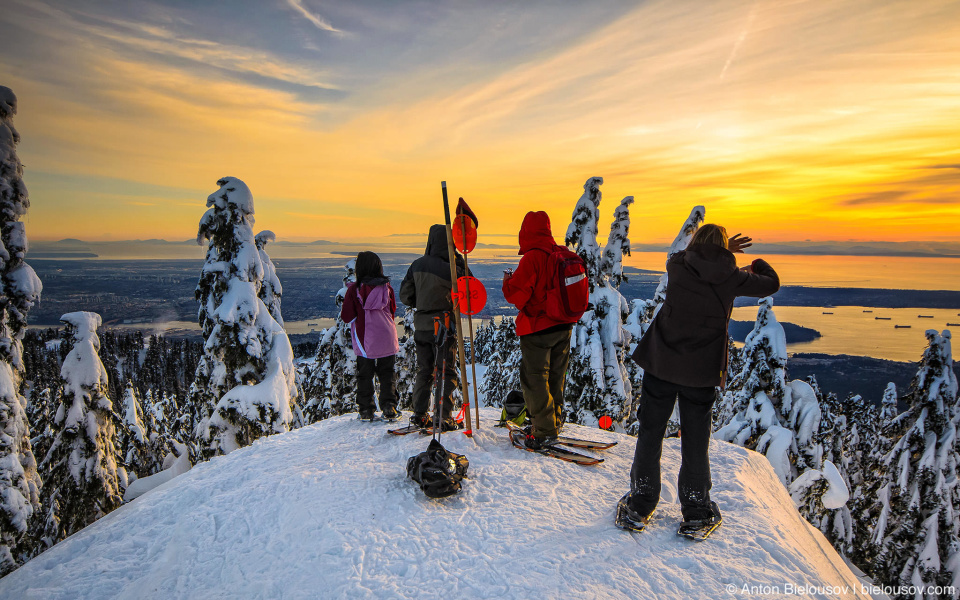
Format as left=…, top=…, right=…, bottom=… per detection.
left=286, top=0, right=343, bottom=35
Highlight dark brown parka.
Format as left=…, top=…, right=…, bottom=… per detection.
left=632, top=243, right=780, bottom=388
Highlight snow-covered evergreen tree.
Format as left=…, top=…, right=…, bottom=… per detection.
left=714, top=298, right=823, bottom=486
left=0, top=86, right=42, bottom=575
left=866, top=329, right=960, bottom=593
left=190, top=177, right=297, bottom=457
left=600, top=196, right=634, bottom=288
left=652, top=206, right=705, bottom=306
left=255, top=230, right=283, bottom=327
left=118, top=381, right=149, bottom=482
left=471, top=319, right=497, bottom=365
left=565, top=177, right=604, bottom=291
left=31, top=312, right=122, bottom=554
left=302, top=260, right=357, bottom=421
left=479, top=318, right=521, bottom=408
left=564, top=177, right=633, bottom=429
left=395, top=307, right=418, bottom=411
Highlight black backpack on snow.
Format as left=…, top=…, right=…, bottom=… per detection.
left=406, top=439, right=469, bottom=499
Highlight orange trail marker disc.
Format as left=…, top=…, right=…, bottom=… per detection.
left=454, top=276, right=486, bottom=315
left=452, top=215, right=477, bottom=253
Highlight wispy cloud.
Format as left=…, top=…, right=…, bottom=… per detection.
left=286, top=0, right=342, bottom=35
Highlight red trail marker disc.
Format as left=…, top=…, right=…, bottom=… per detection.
left=454, top=276, right=486, bottom=315
left=599, top=415, right=613, bottom=430
left=452, top=215, right=477, bottom=254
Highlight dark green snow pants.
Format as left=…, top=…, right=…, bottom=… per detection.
left=519, top=327, right=572, bottom=439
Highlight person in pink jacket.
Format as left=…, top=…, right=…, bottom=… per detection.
left=340, top=252, right=401, bottom=421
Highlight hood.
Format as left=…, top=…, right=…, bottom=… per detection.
left=424, top=224, right=450, bottom=261
left=361, top=284, right=391, bottom=310
left=518, top=211, right=557, bottom=255
left=676, top=244, right=739, bottom=285
left=360, top=275, right=390, bottom=287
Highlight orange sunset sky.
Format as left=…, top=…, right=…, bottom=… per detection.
left=2, top=0, right=959, bottom=244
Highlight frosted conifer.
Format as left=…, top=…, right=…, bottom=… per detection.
left=303, top=260, right=357, bottom=421
left=479, top=318, right=521, bottom=408
left=565, top=177, right=604, bottom=291
left=564, top=178, right=633, bottom=428
left=31, top=312, right=122, bottom=554
left=714, top=298, right=824, bottom=487
left=652, top=206, right=704, bottom=306
left=0, top=86, right=42, bottom=574
left=866, top=330, right=960, bottom=592
left=395, top=307, right=418, bottom=411
left=190, top=178, right=297, bottom=457
left=600, top=196, right=634, bottom=288
left=255, top=231, right=283, bottom=327
left=118, top=382, right=149, bottom=481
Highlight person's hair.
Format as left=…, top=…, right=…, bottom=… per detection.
left=689, top=224, right=729, bottom=249
left=355, top=251, right=387, bottom=283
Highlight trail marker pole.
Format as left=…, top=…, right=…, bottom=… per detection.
left=458, top=212, right=482, bottom=431
left=441, top=181, right=473, bottom=437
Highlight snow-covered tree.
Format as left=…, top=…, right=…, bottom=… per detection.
left=0, top=86, right=42, bottom=574
left=714, top=298, right=824, bottom=485
left=255, top=230, right=283, bottom=327
left=652, top=206, right=704, bottom=306
left=31, top=312, right=122, bottom=554
left=565, top=177, right=604, bottom=291
left=600, top=196, right=634, bottom=288
left=479, top=317, right=521, bottom=409
left=564, top=177, right=633, bottom=429
left=302, top=260, right=357, bottom=422
left=190, top=177, right=297, bottom=457
left=395, top=307, right=418, bottom=411
left=866, top=329, right=960, bottom=593
left=117, top=381, right=149, bottom=482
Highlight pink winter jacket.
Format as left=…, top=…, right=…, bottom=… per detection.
left=340, top=279, right=400, bottom=359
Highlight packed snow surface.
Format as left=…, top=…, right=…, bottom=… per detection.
left=2, top=409, right=871, bottom=599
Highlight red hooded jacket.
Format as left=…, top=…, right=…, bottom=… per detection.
left=502, top=211, right=573, bottom=336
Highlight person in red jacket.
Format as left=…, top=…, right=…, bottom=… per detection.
left=502, top=211, right=574, bottom=449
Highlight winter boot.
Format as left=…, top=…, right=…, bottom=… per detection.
left=615, top=492, right=653, bottom=533
left=440, top=417, right=464, bottom=432
left=523, top=432, right=558, bottom=450
left=410, top=413, right=432, bottom=429
left=382, top=406, right=401, bottom=421
left=358, top=410, right=376, bottom=422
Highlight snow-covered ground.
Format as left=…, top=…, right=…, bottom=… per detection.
left=2, top=409, right=873, bottom=599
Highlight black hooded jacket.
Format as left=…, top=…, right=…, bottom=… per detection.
left=399, top=224, right=469, bottom=331
left=632, top=243, right=780, bottom=388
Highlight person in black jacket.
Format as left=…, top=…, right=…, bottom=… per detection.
left=399, top=224, right=469, bottom=431
left=615, top=224, right=780, bottom=532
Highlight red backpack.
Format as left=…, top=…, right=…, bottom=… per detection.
left=542, top=245, right=589, bottom=323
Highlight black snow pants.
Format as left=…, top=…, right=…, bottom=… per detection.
left=411, top=329, right=458, bottom=418
left=356, top=355, right=397, bottom=414
left=628, top=372, right=716, bottom=521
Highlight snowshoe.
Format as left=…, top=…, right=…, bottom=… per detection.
left=615, top=493, right=653, bottom=533
left=677, top=502, right=722, bottom=541
left=358, top=411, right=378, bottom=422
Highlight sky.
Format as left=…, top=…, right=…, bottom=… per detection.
left=2, top=0, right=959, bottom=244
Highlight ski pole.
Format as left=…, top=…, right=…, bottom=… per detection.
left=432, top=316, right=444, bottom=440
left=441, top=181, right=473, bottom=437
left=433, top=313, right=451, bottom=442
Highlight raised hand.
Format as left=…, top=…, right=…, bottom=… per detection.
left=728, top=233, right=753, bottom=254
